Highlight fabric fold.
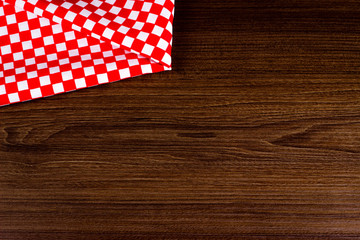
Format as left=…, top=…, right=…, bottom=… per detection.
left=0, top=0, right=174, bottom=106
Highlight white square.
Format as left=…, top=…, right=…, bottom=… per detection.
left=142, top=2, right=152, bottom=12
left=141, top=64, right=152, bottom=74
left=59, top=58, right=70, bottom=65
left=152, top=26, right=164, bottom=36
left=109, top=6, right=121, bottom=15
left=91, top=0, right=102, bottom=7
left=39, top=75, right=51, bottom=86
left=160, top=8, right=171, bottom=19
left=8, top=93, right=20, bottom=103
left=75, top=78, right=86, bottom=88
left=25, top=58, right=36, bottom=66
left=93, top=59, right=104, bottom=65
left=64, top=11, right=77, bottom=22
left=72, top=24, right=81, bottom=32
left=84, top=19, right=96, bottom=31
left=39, top=18, right=50, bottom=27
left=64, top=31, right=75, bottom=41
left=124, top=1, right=134, bottom=9
left=16, top=67, right=26, bottom=74
left=56, top=43, right=67, bottom=52
left=133, top=22, right=144, bottom=30
left=103, top=50, right=113, bottom=58
left=157, top=38, right=169, bottom=50
left=69, top=49, right=79, bottom=57
left=115, top=55, right=126, bottom=61
left=28, top=0, right=38, bottom=6
left=118, top=26, right=129, bottom=34
left=90, top=32, right=101, bottom=39
left=61, top=2, right=73, bottom=9
left=76, top=0, right=88, bottom=7
left=128, top=59, right=139, bottom=66
left=90, top=45, right=101, bottom=53
left=81, top=54, right=91, bottom=61
left=155, top=0, right=166, bottom=4
left=116, top=42, right=124, bottom=49
left=46, top=3, right=58, bottom=13
left=95, top=8, right=106, bottom=16
left=34, top=47, right=45, bottom=56
left=13, top=52, right=24, bottom=61
left=114, top=16, right=125, bottom=24
left=27, top=71, right=38, bottom=79
left=9, top=33, right=20, bottom=43
left=31, top=29, right=41, bottom=39
left=5, top=76, right=16, bottom=83
left=80, top=9, right=91, bottom=17
left=0, top=26, right=8, bottom=36
left=43, top=35, right=54, bottom=45
left=97, top=73, right=109, bottom=84
left=84, top=66, right=95, bottom=76
left=0, top=85, right=6, bottom=95
left=106, top=62, right=117, bottom=72
left=22, top=40, right=33, bottom=50
left=90, top=0, right=102, bottom=7
left=52, top=24, right=62, bottom=34
left=119, top=68, right=131, bottom=79
left=77, top=38, right=88, bottom=48
left=128, top=11, right=139, bottom=20
left=103, top=28, right=115, bottom=39
left=28, top=12, right=37, bottom=19
left=53, top=15, right=62, bottom=23
left=99, top=18, right=110, bottom=26
left=71, top=62, right=82, bottom=69
left=4, top=62, right=14, bottom=70
left=30, top=88, right=42, bottom=98
left=47, top=53, right=57, bottom=61
left=62, top=71, right=73, bottom=81
left=33, top=7, right=44, bottom=16
left=17, top=80, right=29, bottom=91
left=142, top=43, right=154, bottom=55
left=166, top=22, right=173, bottom=33
left=52, top=83, right=64, bottom=93
left=162, top=52, right=171, bottom=65
left=146, top=13, right=158, bottom=24
left=49, top=66, right=60, bottom=74
left=122, top=36, right=134, bottom=48
left=1, top=45, right=11, bottom=55
left=6, top=14, right=16, bottom=24
left=18, top=21, right=29, bottom=32
left=37, top=62, right=48, bottom=69
left=137, top=32, right=149, bottom=42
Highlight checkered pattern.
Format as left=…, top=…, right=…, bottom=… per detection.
left=0, top=0, right=174, bottom=106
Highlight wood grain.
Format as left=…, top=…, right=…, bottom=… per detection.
left=1, top=0, right=360, bottom=239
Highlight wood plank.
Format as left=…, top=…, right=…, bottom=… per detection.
left=1, top=0, right=360, bottom=239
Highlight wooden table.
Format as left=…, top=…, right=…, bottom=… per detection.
left=1, top=0, right=360, bottom=239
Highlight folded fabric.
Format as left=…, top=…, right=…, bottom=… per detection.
left=0, top=0, right=174, bottom=106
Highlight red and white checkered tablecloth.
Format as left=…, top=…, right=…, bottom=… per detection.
left=0, top=0, right=174, bottom=106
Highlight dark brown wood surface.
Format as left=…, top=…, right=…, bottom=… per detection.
left=2, top=0, right=360, bottom=239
